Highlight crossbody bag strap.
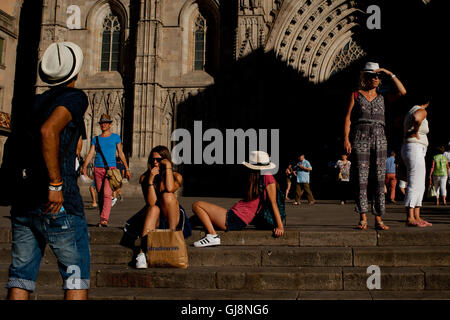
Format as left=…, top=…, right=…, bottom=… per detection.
left=95, top=136, right=110, bottom=170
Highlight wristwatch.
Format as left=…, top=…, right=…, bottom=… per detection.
left=48, top=185, right=63, bottom=192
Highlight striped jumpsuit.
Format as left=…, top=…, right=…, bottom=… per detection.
left=351, top=91, right=388, bottom=216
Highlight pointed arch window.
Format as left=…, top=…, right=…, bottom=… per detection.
left=194, top=15, right=207, bottom=71
left=101, top=13, right=121, bottom=71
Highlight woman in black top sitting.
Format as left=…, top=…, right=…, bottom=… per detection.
left=135, top=145, right=183, bottom=269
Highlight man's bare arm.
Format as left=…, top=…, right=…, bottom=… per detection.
left=40, top=106, right=72, bottom=213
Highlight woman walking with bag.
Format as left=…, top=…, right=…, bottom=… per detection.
left=82, top=114, right=131, bottom=227
left=429, top=146, right=449, bottom=206
left=344, top=62, right=406, bottom=230
left=191, top=151, right=284, bottom=247
left=135, top=145, right=188, bottom=269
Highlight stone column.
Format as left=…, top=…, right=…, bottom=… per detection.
left=130, top=0, right=164, bottom=180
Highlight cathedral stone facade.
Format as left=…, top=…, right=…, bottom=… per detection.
left=28, top=0, right=369, bottom=178
left=2, top=0, right=437, bottom=196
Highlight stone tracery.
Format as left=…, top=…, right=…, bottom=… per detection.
left=265, top=0, right=366, bottom=82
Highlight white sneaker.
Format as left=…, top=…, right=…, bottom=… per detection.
left=135, top=252, right=148, bottom=269
left=111, top=197, right=118, bottom=207
left=193, top=234, right=221, bottom=248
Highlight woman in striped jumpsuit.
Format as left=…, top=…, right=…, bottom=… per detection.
left=344, top=62, right=407, bottom=230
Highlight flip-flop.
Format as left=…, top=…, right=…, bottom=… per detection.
left=419, top=220, right=432, bottom=227
left=357, top=220, right=367, bottom=230
left=375, top=221, right=390, bottom=230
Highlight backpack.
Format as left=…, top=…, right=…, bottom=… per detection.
left=251, top=175, right=287, bottom=229
left=0, top=87, right=79, bottom=206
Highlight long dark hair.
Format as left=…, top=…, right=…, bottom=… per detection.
left=243, top=168, right=261, bottom=202
left=147, top=145, right=173, bottom=169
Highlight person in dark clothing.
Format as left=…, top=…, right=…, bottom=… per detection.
left=6, top=42, right=90, bottom=300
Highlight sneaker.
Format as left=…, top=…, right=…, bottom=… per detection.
left=136, top=252, right=148, bottom=269
left=193, top=234, right=221, bottom=248
left=111, top=197, right=118, bottom=207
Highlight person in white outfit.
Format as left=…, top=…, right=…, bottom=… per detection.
left=401, top=94, right=432, bottom=227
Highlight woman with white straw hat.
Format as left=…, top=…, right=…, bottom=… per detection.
left=343, top=62, right=407, bottom=230
left=192, top=151, right=284, bottom=247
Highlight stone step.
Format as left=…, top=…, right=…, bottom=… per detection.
left=3, top=227, right=450, bottom=247
left=2, top=244, right=450, bottom=267
left=1, top=265, right=450, bottom=292
left=2, top=287, right=449, bottom=300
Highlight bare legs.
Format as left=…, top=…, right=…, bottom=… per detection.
left=406, top=207, right=422, bottom=224
left=405, top=206, right=432, bottom=227
left=192, top=201, right=227, bottom=235
left=285, top=182, right=291, bottom=200
left=7, top=288, right=87, bottom=300
left=139, top=193, right=180, bottom=253
left=7, top=288, right=29, bottom=300
left=89, top=185, right=97, bottom=207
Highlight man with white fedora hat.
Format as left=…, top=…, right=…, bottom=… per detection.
left=6, top=41, right=90, bottom=300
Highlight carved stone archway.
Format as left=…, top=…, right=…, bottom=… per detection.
left=265, top=0, right=366, bottom=83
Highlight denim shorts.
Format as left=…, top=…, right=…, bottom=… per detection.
left=6, top=208, right=91, bottom=292
left=225, top=210, right=247, bottom=231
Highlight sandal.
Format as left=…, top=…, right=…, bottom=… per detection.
left=97, top=222, right=108, bottom=228
left=419, top=220, right=432, bottom=227
left=405, top=220, right=419, bottom=227
left=357, top=220, right=368, bottom=230
left=375, top=221, right=390, bottom=230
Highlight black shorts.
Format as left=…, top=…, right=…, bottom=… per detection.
left=225, top=210, right=247, bottom=231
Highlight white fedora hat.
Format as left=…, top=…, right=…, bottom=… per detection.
left=39, top=42, right=84, bottom=86
left=242, top=151, right=276, bottom=171
left=362, top=62, right=379, bottom=74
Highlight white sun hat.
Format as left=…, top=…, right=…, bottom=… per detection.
left=362, top=62, right=380, bottom=74
left=242, top=151, right=276, bottom=171
left=39, top=42, right=84, bottom=86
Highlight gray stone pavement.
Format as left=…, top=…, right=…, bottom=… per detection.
left=1, top=186, right=448, bottom=231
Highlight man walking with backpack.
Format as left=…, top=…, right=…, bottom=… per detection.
left=81, top=114, right=131, bottom=227
left=5, top=42, right=90, bottom=300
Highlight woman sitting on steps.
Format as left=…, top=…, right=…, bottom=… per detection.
left=192, top=151, right=284, bottom=247
left=135, top=146, right=184, bottom=269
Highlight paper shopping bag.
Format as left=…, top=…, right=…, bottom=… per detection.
left=147, top=229, right=188, bottom=269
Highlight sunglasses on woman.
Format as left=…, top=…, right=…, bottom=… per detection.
left=150, top=157, right=163, bottom=163
left=367, top=73, right=380, bottom=79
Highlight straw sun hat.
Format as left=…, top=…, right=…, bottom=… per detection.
left=242, top=151, right=276, bottom=171
left=39, top=42, right=84, bottom=86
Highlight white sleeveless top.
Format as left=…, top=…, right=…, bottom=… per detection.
left=403, top=105, right=429, bottom=147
